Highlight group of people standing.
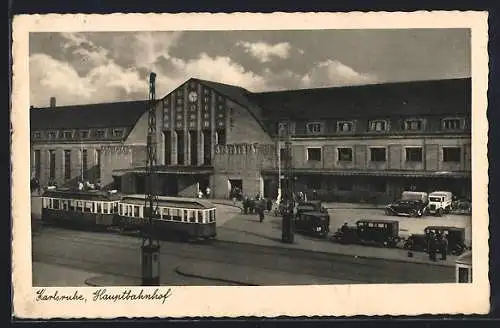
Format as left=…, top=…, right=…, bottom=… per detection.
left=427, top=231, right=449, bottom=261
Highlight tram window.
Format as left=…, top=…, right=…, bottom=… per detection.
left=458, top=267, right=470, bottom=283
left=198, top=211, right=203, bottom=223
left=62, top=200, right=68, bottom=210
left=96, top=202, right=102, bottom=213
left=183, top=210, right=188, bottom=222
left=134, top=206, right=140, bottom=217
left=84, top=202, right=92, bottom=213
left=51, top=199, right=58, bottom=209
left=69, top=200, right=75, bottom=211
left=189, top=211, right=196, bottom=223
left=172, top=209, right=181, bottom=221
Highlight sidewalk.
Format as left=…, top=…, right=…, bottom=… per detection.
left=215, top=213, right=458, bottom=268
left=211, top=199, right=385, bottom=210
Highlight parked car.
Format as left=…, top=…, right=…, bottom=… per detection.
left=385, top=191, right=429, bottom=217
left=404, top=225, right=468, bottom=255
left=427, top=191, right=453, bottom=216
left=331, top=219, right=401, bottom=248
left=294, top=211, right=330, bottom=238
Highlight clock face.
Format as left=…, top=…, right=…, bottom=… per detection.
left=188, top=91, right=198, bottom=103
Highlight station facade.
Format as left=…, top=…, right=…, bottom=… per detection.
left=30, top=77, right=472, bottom=203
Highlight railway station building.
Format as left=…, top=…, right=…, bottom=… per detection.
left=30, top=77, right=472, bottom=203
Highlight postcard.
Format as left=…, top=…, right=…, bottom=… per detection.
left=11, top=11, right=490, bottom=318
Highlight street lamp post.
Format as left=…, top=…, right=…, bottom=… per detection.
left=141, top=72, right=160, bottom=286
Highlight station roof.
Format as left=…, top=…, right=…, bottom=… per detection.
left=30, top=100, right=149, bottom=130
left=248, top=77, right=471, bottom=120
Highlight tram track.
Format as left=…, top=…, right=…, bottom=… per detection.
left=33, top=226, right=454, bottom=284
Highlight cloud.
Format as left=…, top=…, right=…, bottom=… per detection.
left=30, top=53, right=146, bottom=106
left=236, top=41, right=292, bottom=62
left=30, top=32, right=378, bottom=106
left=300, top=59, right=378, bottom=88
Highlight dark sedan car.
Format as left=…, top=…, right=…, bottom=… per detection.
left=385, top=200, right=427, bottom=217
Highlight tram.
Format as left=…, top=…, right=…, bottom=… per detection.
left=116, top=194, right=217, bottom=241
left=455, top=251, right=472, bottom=283
left=40, top=188, right=123, bottom=230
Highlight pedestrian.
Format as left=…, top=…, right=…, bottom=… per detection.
left=312, top=189, right=318, bottom=200
left=441, top=233, right=449, bottom=260
left=205, top=187, right=211, bottom=199
left=428, top=232, right=437, bottom=261
left=257, top=201, right=265, bottom=223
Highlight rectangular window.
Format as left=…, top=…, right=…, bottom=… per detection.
left=49, top=150, right=56, bottom=180
left=203, top=130, right=211, bottom=165
left=279, top=148, right=291, bottom=161
left=306, top=122, right=324, bottom=135
left=82, top=149, right=88, bottom=178
left=405, top=147, right=423, bottom=162
left=95, top=149, right=101, bottom=180
left=189, top=130, right=198, bottom=165
left=337, top=121, right=353, bottom=133
left=33, top=132, right=42, bottom=139
left=443, top=147, right=461, bottom=162
left=79, top=130, right=89, bottom=139
left=277, top=121, right=295, bottom=135
left=64, top=150, right=71, bottom=180
left=63, top=131, right=73, bottom=139
left=48, top=131, right=57, bottom=139
left=176, top=130, right=184, bottom=165
left=216, top=129, right=226, bottom=145
left=164, top=132, right=172, bottom=165
left=337, top=148, right=353, bottom=161
left=370, top=148, right=386, bottom=162
left=307, top=147, right=322, bottom=161
left=34, top=150, right=41, bottom=179
left=369, top=120, right=388, bottom=132
left=95, top=130, right=106, bottom=138
left=112, top=129, right=124, bottom=138
left=403, top=119, right=423, bottom=131
left=443, top=118, right=462, bottom=130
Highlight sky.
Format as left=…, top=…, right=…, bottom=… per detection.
left=29, top=29, right=471, bottom=107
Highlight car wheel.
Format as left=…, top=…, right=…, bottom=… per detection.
left=437, top=208, right=443, bottom=217
left=385, top=209, right=392, bottom=216
left=417, top=209, right=422, bottom=217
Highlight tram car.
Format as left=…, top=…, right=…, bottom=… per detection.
left=40, top=188, right=124, bottom=230
left=116, top=194, right=217, bottom=241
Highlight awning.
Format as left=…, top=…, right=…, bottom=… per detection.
left=113, top=165, right=214, bottom=176
left=261, top=168, right=471, bottom=179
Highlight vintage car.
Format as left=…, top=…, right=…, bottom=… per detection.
left=404, top=225, right=468, bottom=255
left=427, top=191, right=453, bottom=216
left=295, top=200, right=328, bottom=217
left=294, top=211, right=330, bottom=238
left=385, top=200, right=428, bottom=217
left=331, top=219, right=401, bottom=248
left=385, top=191, right=429, bottom=217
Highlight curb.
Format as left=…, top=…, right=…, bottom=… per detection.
left=174, top=266, right=258, bottom=286
left=213, top=238, right=456, bottom=268
left=84, top=277, right=100, bottom=287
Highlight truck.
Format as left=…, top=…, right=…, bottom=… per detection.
left=427, top=191, right=453, bottom=216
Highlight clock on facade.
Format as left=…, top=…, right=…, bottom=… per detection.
left=188, top=91, right=198, bottom=103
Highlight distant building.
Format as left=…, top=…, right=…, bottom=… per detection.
left=30, top=99, right=149, bottom=189
left=30, top=77, right=472, bottom=202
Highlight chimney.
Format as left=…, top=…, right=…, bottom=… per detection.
left=50, top=97, right=56, bottom=108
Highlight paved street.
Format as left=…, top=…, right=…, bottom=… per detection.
left=32, top=224, right=455, bottom=287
